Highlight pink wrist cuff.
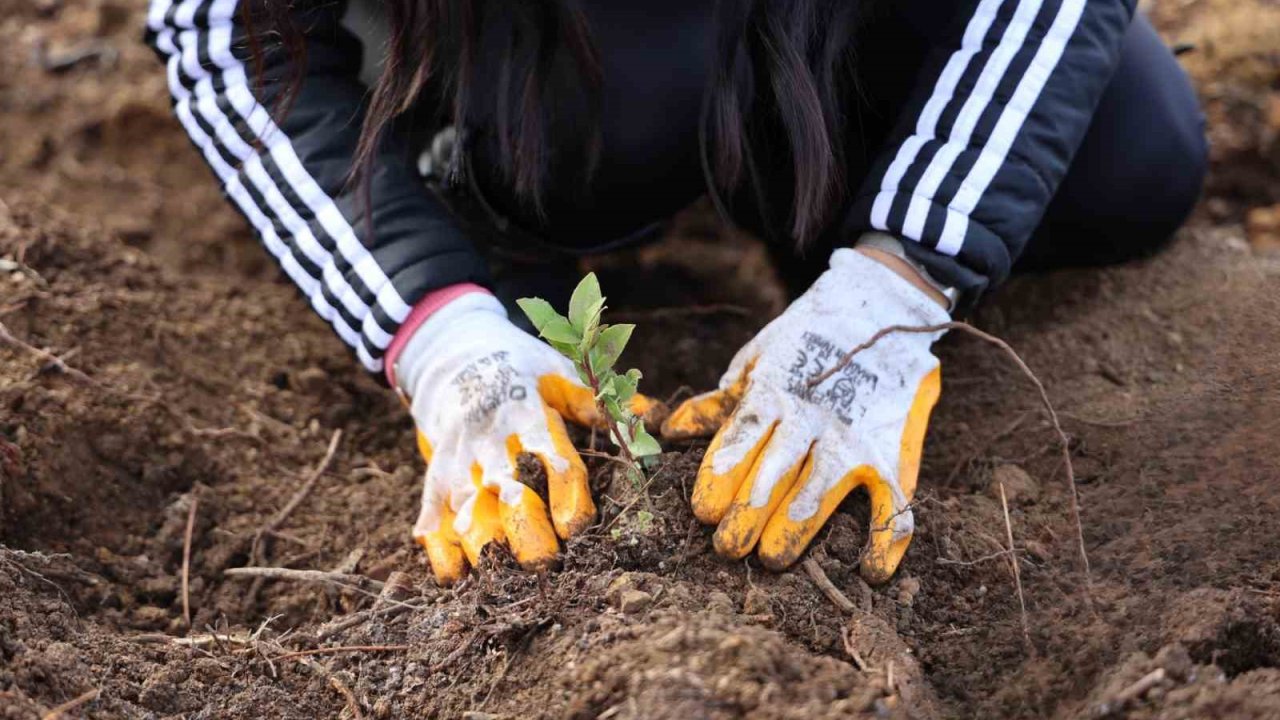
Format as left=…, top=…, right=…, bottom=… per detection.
left=384, top=283, right=492, bottom=388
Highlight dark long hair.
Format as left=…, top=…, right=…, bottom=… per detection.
left=248, top=0, right=869, bottom=245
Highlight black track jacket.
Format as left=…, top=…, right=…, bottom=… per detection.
left=146, top=0, right=1138, bottom=372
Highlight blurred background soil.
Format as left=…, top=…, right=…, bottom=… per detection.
left=1, top=1, right=1279, bottom=718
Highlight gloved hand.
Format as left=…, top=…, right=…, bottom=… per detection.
left=662, top=248, right=947, bottom=583
left=395, top=291, right=658, bottom=585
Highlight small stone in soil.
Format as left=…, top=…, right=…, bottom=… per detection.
left=989, top=464, right=1040, bottom=505
left=618, top=589, right=653, bottom=614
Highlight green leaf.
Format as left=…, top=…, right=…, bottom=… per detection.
left=580, top=297, right=606, bottom=345
left=626, top=425, right=662, bottom=458
left=542, top=316, right=583, bottom=345
left=612, top=370, right=638, bottom=404
left=516, top=298, right=582, bottom=345
left=548, top=339, right=581, bottom=364
left=568, top=273, right=603, bottom=333
left=602, top=396, right=625, bottom=422
left=589, top=324, right=634, bottom=373
left=517, top=297, right=561, bottom=332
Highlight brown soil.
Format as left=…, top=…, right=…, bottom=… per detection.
left=2, top=1, right=1280, bottom=718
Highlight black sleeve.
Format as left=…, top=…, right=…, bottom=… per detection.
left=844, top=0, right=1138, bottom=309
left=145, top=0, right=489, bottom=372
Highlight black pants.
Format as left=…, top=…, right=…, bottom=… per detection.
left=767, top=14, right=1208, bottom=296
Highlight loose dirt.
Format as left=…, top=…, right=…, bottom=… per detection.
left=2, top=1, right=1279, bottom=718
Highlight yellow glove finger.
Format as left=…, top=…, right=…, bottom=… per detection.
left=756, top=368, right=941, bottom=578
left=485, top=462, right=561, bottom=572
left=660, top=363, right=753, bottom=441
left=860, top=367, right=941, bottom=584
left=690, top=415, right=776, bottom=526
left=537, top=375, right=665, bottom=430
left=505, top=405, right=596, bottom=539
left=414, top=493, right=468, bottom=586
left=757, top=457, right=867, bottom=572
left=713, top=436, right=811, bottom=560
left=456, top=464, right=506, bottom=566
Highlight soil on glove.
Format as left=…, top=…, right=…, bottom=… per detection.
left=2, top=1, right=1280, bottom=718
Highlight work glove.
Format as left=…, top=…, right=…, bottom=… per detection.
left=394, top=292, right=657, bottom=585
left=662, top=248, right=947, bottom=583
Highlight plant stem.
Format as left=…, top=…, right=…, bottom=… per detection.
left=583, top=360, right=641, bottom=473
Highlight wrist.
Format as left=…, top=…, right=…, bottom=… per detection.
left=853, top=232, right=953, bottom=311
left=385, top=284, right=501, bottom=393
left=856, top=247, right=951, bottom=309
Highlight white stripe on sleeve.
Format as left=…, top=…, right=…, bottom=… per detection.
left=937, top=0, right=1087, bottom=255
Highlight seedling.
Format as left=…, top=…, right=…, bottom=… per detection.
left=518, top=274, right=661, bottom=480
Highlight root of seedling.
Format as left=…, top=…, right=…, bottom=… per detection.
left=806, top=321, right=1092, bottom=599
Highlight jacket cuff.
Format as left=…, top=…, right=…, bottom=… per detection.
left=384, top=283, right=494, bottom=389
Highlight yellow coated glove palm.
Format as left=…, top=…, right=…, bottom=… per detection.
left=662, top=249, right=947, bottom=583
left=397, top=293, right=658, bottom=585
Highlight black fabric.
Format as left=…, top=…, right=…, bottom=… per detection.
left=148, top=0, right=1204, bottom=372
left=146, top=0, right=488, bottom=372
left=765, top=13, right=1207, bottom=298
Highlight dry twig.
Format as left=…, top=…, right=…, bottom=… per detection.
left=1094, top=668, right=1167, bottom=717
left=840, top=626, right=869, bottom=671
left=252, top=429, right=343, bottom=556
left=943, top=411, right=1030, bottom=486
left=225, top=566, right=383, bottom=593
left=41, top=688, right=99, bottom=720
left=801, top=558, right=858, bottom=614
left=998, top=482, right=1032, bottom=652
left=806, top=321, right=1092, bottom=588
left=181, top=495, right=198, bottom=628
left=317, top=603, right=420, bottom=640
left=0, top=320, right=94, bottom=384
left=273, top=644, right=411, bottom=662
left=243, top=430, right=342, bottom=606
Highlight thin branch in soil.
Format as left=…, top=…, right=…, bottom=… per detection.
left=999, top=481, right=1033, bottom=653
left=272, top=645, right=411, bottom=662
left=224, top=566, right=384, bottom=594
left=182, top=494, right=198, bottom=629
left=40, top=688, right=99, bottom=720
left=316, top=602, right=421, bottom=640
left=243, top=429, right=342, bottom=607
left=943, top=411, right=1031, bottom=486
left=1094, top=667, right=1167, bottom=717
left=258, top=430, right=343, bottom=546
left=935, top=549, right=1012, bottom=568
left=601, top=457, right=673, bottom=532
left=841, top=626, right=869, bottom=671
left=805, top=321, right=1093, bottom=591
left=801, top=558, right=859, bottom=614
left=0, top=320, right=95, bottom=384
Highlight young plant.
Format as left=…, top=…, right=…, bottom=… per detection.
left=517, top=274, right=661, bottom=476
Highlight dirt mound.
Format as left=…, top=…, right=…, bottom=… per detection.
left=3, top=0, right=1280, bottom=718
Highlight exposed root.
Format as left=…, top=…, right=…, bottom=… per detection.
left=0, top=320, right=95, bottom=384
left=242, top=430, right=343, bottom=608
left=181, top=494, right=198, bottom=628
left=998, top=482, right=1032, bottom=653
left=801, top=558, right=859, bottom=614
left=224, top=566, right=384, bottom=595
left=40, top=688, right=99, bottom=720
left=806, top=321, right=1092, bottom=596
left=273, top=645, right=411, bottom=662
